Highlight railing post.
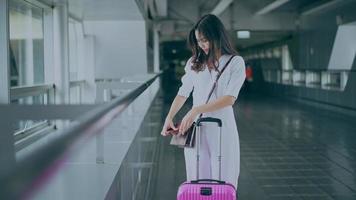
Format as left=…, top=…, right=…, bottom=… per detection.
left=95, top=86, right=109, bottom=164
left=153, top=24, right=160, bottom=73
left=96, top=133, right=104, bottom=164
left=79, top=85, right=82, bottom=103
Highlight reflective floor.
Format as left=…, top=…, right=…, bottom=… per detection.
left=109, top=73, right=356, bottom=200
left=236, top=94, right=356, bottom=200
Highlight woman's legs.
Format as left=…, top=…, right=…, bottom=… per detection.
left=206, top=125, right=240, bottom=188
left=206, top=125, right=221, bottom=181
left=184, top=124, right=240, bottom=188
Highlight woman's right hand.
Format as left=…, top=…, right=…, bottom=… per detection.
left=161, top=117, right=178, bottom=136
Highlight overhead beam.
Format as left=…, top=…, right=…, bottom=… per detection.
left=255, top=0, right=290, bottom=15
left=301, top=0, right=343, bottom=16
left=211, top=0, right=234, bottom=16
left=148, top=0, right=167, bottom=18
left=24, top=0, right=52, bottom=9
left=155, top=0, right=167, bottom=17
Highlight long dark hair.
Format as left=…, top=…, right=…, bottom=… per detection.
left=188, top=14, right=237, bottom=72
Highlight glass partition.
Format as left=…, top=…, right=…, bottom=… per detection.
left=306, top=71, right=321, bottom=88
left=292, top=70, right=306, bottom=86
left=9, top=0, right=44, bottom=87
left=9, top=0, right=50, bottom=142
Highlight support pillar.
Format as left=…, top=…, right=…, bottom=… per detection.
left=53, top=1, right=70, bottom=104
left=0, top=0, right=15, bottom=177
left=153, top=24, right=160, bottom=73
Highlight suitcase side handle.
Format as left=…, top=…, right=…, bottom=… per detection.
left=197, top=117, right=222, bottom=127
left=191, top=179, right=226, bottom=184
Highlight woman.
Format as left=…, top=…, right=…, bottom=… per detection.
left=160, top=14, right=246, bottom=188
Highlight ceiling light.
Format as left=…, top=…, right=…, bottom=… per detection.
left=237, top=31, right=250, bottom=39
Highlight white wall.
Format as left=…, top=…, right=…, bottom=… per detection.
left=84, top=20, right=148, bottom=79
left=328, top=23, right=356, bottom=70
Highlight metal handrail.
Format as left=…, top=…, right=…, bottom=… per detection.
left=0, top=73, right=161, bottom=199
left=266, top=69, right=356, bottom=72
left=10, top=84, right=55, bottom=101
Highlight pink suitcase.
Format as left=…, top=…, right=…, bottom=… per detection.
left=177, top=117, right=237, bottom=200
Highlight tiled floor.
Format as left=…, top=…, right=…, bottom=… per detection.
left=236, top=94, right=356, bottom=200
left=150, top=76, right=356, bottom=199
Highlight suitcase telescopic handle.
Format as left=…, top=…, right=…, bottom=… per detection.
left=197, top=117, right=222, bottom=127
left=191, top=179, right=226, bottom=184
left=196, top=117, right=223, bottom=180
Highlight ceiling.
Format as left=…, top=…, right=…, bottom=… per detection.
left=36, top=0, right=352, bottom=50
left=37, top=0, right=144, bottom=20
left=154, top=0, right=347, bottom=50
left=234, top=31, right=293, bottom=49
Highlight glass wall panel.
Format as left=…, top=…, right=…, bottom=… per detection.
left=9, top=0, right=46, bottom=134
left=9, top=0, right=44, bottom=87
left=69, top=20, right=78, bottom=81
left=69, top=19, right=85, bottom=104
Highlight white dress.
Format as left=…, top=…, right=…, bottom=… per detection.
left=177, top=54, right=246, bottom=188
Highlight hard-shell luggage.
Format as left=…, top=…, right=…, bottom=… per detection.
left=177, top=117, right=237, bottom=200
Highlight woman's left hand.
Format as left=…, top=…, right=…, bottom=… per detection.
left=179, top=108, right=199, bottom=135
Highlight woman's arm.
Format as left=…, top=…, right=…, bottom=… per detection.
left=166, top=95, right=188, bottom=119
left=161, top=95, right=188, bottom=136
left=193, top=95, right=235, bottom=115
left=178, top=95, right=235, bottom=134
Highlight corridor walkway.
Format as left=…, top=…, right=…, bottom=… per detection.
left=152, top=78, right=356, bottom=200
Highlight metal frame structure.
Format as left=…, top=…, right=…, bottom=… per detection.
left=0, top=0, right=10, bottom=104
left=10, top=84, right=55, bottom=101
left=69, top=80, right=85, bottom=103
left=25, top=0, right=51, bottom=9
left=0, top=0, right=15, bottom=179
